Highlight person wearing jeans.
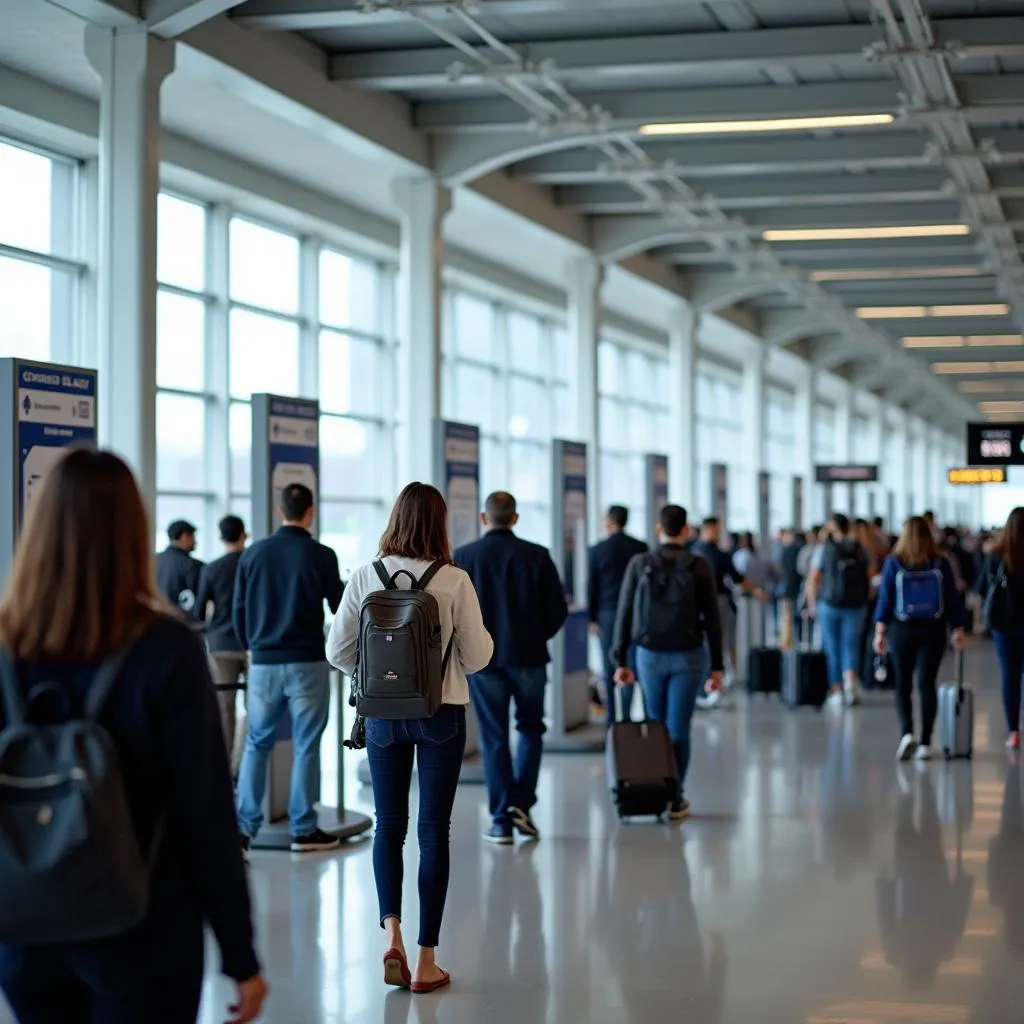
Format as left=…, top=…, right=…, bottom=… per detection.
left=327, top=483, right=493, bottom=993
left=236, top=661, right=331, bottom=838
left=454, top=492, right=568, bottom=845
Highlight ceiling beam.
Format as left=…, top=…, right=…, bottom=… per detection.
left=690, top=273, right=784, bottom=314
left=762, top=310, right=842, bottom=349
left=146, top=0, right=241, bottom=35
left=812, top=338, right=875, bottom=371
left=658, top=243, right=984, bottom=268
left=44, top=0, right=140, bottom=26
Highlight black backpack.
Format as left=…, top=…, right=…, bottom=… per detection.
left=632, top=552, right=701, bottom=651
left=822, top=539, right=870, bottom=609
left=355, top=559, right=454, bottom=720
left=0, top=639, right=161, bottom=944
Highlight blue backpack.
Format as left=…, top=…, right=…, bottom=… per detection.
left=895, top=561, right=945, bottom=621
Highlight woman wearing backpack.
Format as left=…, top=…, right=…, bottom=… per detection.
left=981, top=507, right=1024, bottom=751
left=326, top=483, right=492, bottom=994
left=873, top=516, right=966, bottom=762
left=0, top=449, right=266, bottom=1024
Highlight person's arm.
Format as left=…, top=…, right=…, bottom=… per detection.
left=152, top=628, right=261, bottom=985
left=943, top=558, right=968, bottom=635
left=587, top=545, right=600, bottom=626
left=326, top=568, right=362, bottom=676
left=541, top=552, right=569, bottom=641
left=231, top=558, right=248, bottom=651
left=322, top=547, right=344, bottom=615
left=806, top=545, right=825, bottom=612
left=451, top=570, right=494, bottom=674
left=610, top=555, right=642, bottom=670
left=193, top=566, right=211, bottom=626
left=873, top=557, right=897, bottom=628
left=695, top=558, right=725, bottom=674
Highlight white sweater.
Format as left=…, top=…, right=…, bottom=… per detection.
left=325, top=556, right=494, bottom=707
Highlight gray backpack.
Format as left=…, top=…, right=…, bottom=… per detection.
left=0, top=640, right=159, bottom=944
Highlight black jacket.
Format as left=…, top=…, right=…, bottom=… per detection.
left=587, top=532, right=648, bottom=622
left=454, top=529, right=568, bottom=671
left=155, top=546, right=204, bottom=615
left=611, top=544, right=725, bottom=672
left=195, top=550, right=244, bottom=653
left=232, top=526, right=344, bottom=665
left=780, top=539, right=806, bottom=601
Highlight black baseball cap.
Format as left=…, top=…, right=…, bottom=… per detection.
left=167, top=519, right=197, bottom=541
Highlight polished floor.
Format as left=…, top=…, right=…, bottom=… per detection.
left=3, top=642, right=1023, bottom=1024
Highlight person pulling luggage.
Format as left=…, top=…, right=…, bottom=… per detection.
left=610, top=505, right=724, bottom=821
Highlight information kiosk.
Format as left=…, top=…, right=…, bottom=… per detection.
left=250, top=393, right=370, bottom=848
left=0, top=359, right=97, bottom=583
left=644, top=453, right=669, bottom=547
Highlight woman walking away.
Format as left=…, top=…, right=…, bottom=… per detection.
left=327, top=483, right=492, bottom=993
left=982, top=507, right=1024, bottom=752
left=873, top=516, right=966, bottom=762
left=0, top=448, right=266, bottom=1024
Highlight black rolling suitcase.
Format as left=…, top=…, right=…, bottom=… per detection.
left=747, top=600, right=782, bottom=696
left=783, top=622, right=828, bottom=710
left=606, top=688, right=678, bottom=819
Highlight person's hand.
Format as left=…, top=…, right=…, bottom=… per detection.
left=706, top=671, right=724, bottom=693
left=588, top=621, right=601, bottom=637
left=756, top=588, right=769, bottom=604
left=613, top=667, right=635, bottom=686
left=952, top=628, right=967, bottom=651
left=226, top=974, right=268, bottom=1024
left=873, top=629, right=888, bottom=656
left=805, top=602, right=815, bottom=620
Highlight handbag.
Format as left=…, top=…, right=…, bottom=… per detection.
left=983, top=562, right=1014, bottom=632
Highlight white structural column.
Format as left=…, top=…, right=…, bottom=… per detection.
left=393, top=177, right=451, bottom=487
left=867, top=406, right=885, bottom=519
left=834, top=385, right=854, bottom=513
left=794, top=368, right=815, bottom=529
left=667, top=301, right=696, bottom=511
left=911, top=417, right=929, bottom=516
left=890, top=409, right=910, bottom=521
left=565, top=254, right=603, bottom=534
left=85, top=26, right=174, bottom=511
left=742, top=345, right=765, bottom=532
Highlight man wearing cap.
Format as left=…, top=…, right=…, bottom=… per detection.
left=157, top=519, right=205, bottom=615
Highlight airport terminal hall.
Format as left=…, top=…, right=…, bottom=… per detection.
left=9, top=0, right=1024, bottom=1021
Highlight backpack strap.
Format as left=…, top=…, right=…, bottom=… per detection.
left=415, top=558, right=448, bottom=591
left=83, top=635, right=141, bottom=720
left=0, top=650, right=25, bottom=726
left=373, top=560, right=393, bottom=589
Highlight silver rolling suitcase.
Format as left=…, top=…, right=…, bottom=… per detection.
left=938, top=650, right=973, bottom=760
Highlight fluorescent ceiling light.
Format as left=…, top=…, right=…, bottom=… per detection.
left=811, top=267, right=984, bottom=282
left=958, top=381, right=1024, bottom=393
left=858, top=303, right=1010, bottom=319
left=637, top=113, right=894, bottom=136
left=933, top=360, right=1024, bottom=373
left=902, top=335, right=1023, bottom=349
left=765, top=224, right=970, bottom=242
left=979, top=401, right=1024, bottom=413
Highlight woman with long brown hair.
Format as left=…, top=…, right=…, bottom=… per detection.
left=0, top=448, right=265, bottom=1024
left=326, top=482, right=492, bottom=993
left=873, top=515, right=966, bottom=762
left=982, top=506, right=1024, bottom=750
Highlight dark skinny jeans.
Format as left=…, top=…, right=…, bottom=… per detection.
left=365, top=704, right=466, bottom=948
left=992, top=626, right=1024, bottom=734
left=888, top=620, right=948, bottom=744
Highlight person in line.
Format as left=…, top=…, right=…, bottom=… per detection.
left=327, top=483, right=493, bottom=993
left=156, top=519, right=204, bottom=615
left=0, top=449, right=265, bottom=1024
left=611, top=504, right=724, bottom=821
left=780, top=529, right=806, bottom=647
left=195, top=515, right=249, bottom=773
left=873, top=516, right=966, bottom=762
left=587, top=505, right=647, bottom=722
left=234, top=483, right=345, bottom=853
left=980, top=507, right=1024, bottom=751
left=806, top=513, right=873, bottom=709
left=454, top=492, right=568, bottom=844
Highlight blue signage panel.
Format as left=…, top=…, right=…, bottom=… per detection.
left=267, top=396, right=319, bottom=536
left=645, top=453, right=669, bottom=548
left=435, top=420, right=480, bottom=549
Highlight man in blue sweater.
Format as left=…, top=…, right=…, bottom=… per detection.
left=455, top=492, right=568, bottom=845
left=233, top=484, right=344, bottom=853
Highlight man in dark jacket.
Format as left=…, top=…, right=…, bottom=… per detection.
left=233, top=484, right=344, bottom=853
left=156, top=519, right=204, bottom=615
left=611, top=505, right=724, bottom=821
left=455, top=491, right=568, bottom=845
left=588, top=505, right=648, bottom=720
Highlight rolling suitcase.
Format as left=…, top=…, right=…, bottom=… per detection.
left=748, top=647, right=782, bottom=696
left=938, top=650, right=973, bottom=760
left=606, top=687, right=678, bottom=819
left=783, top=622, right=828, bottom=710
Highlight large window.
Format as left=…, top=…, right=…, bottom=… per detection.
left=695, top=361, right=748, bottom=530
left=441, top=289, right=568, bottom=546
left=0, top=137, right=81, bottom=363
left=598, top=337, right=670, bottom=541
left=155, top=196, right=397, bottom=567
left=812, top=401, right=837, bottom=523
left=765, top=384, right=796, bottom=533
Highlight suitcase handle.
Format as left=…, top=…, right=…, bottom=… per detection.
left=956, top=647, right=965, bottom=694
left=613, top=680, right=649, bottom=724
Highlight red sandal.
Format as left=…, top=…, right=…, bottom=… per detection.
left=411, top=968, right=451, bottom=995
left=383, top=948, right=412, bottom=988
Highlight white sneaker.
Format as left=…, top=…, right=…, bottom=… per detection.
left=844, top=680, right=862, bottom=707
left=915, top=744, right=934, bottom=762
left=826, top=689, right=846, bottom=710
left=896, top=734, right=916, bottom=762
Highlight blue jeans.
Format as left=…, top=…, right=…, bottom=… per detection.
left=366, top=705, right=466, bottom=948
left=237, top=661, right=331, bottom=838
left=469, top=667, right=547, bottom=827
left=816, top=603, right=865, bottom=686
left=599, top=608, right=635, bottom=723
left=635, top=647, right=705, bottom=801
left=993, top=627, right=1024, bottom=733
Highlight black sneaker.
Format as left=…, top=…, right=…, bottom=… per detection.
left=508, top=805, right=540, bottom=840
left=483, top=824, right=514, bottom=845
left=290, top=828, right=342, bottom=853
left=668, top=799, right=691, bottom=823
